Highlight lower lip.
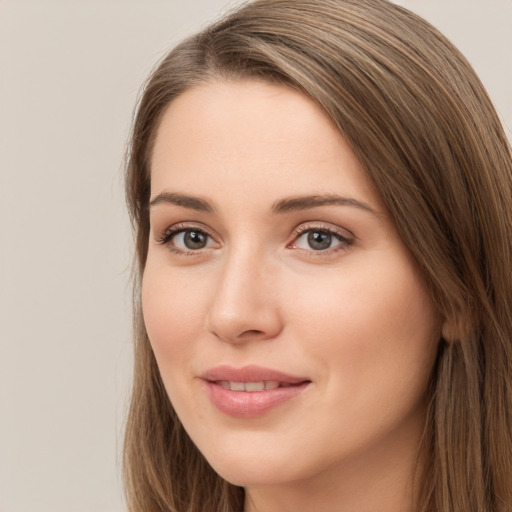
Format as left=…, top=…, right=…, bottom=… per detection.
left=204, top=381, right=310, bottom=418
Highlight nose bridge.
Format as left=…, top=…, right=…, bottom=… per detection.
left=206, top=241, right=281, bottom=343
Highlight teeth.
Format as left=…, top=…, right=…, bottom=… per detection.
left=244, top=381, right=265, bottom=392
left=217, top=381, right=282, bottom=392
left=230, top=381, right=245, bottom=391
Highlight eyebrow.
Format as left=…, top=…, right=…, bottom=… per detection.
left=272, top=194, right=378, bottom=216
left=149, top=192, right=216, bottom=213
left=148, top=191, right=378, bottom=217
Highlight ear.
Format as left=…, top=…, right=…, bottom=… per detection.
left=441, top=313, right=472, bottom=343
left=441, top=320, right=458, bottom=343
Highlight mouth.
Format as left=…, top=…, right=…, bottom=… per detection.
left=214, top=380, right=300, bottom=392
left=201, top=364, right=309, bottom=384
left=201, top=365, right=311, bottom=418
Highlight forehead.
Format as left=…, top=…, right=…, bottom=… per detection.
left=150, top=80, right=382, bottom=211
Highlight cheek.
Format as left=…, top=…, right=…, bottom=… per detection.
left=141, top=264, right=207, bottom=371
left=286, top=257, right=440, bottom=399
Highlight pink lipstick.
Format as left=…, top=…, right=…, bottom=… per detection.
left=201, top=365, right=311, bottom=418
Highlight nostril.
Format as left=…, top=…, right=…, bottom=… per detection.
left=239, top=329, right=264, bottom=338
left=210, top=328, right=264, bottom=342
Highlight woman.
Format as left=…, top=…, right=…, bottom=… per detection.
left=123, top=0, right=512, bottom=511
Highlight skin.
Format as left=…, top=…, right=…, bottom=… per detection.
left=143, top=80, right=443, bottom=512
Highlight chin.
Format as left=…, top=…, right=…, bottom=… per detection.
left=211, top=462, right=292, bottom=488
left=199, top=442, right=316, bottom=488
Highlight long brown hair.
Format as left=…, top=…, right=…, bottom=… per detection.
left=124, top=1, right=512, bottom=510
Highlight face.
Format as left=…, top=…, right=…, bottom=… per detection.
left=143, top=80, right=441, bottom=490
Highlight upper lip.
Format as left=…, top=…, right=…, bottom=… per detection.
left=201, top=365, right=310, bottom=384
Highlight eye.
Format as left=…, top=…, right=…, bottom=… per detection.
left=156, top=225, right=218, bottom=254
left=173, top=230, right=212, bottom=250
left=299, top=230, right=336, bottom=251
left=289, top=225, right=353, bottom=253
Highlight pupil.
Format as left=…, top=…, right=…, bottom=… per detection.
left=308, top=231, right=331, bottom=250
left=184, top=231, right=207, bottom=249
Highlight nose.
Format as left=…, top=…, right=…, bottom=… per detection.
left=205, top=247, right=283, bottom=344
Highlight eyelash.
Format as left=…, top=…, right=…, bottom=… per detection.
left=155, top=222, right=354, bottom=256
left=156, top=223, right=213, bottom=256
left=289, top=223, right=354, bottom=256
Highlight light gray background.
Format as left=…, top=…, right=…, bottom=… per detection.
left=0, top=1, right=510, bottom=511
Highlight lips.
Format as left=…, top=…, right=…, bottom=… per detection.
left=201, top=365, right=311, bottom=418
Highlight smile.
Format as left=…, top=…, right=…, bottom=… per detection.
left=201, top=365, right=311, bottom=418
left=216, top=380, right=294, bottom=391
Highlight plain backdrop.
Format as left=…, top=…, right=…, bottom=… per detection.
left=0, top=1, right=510, bottom=511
